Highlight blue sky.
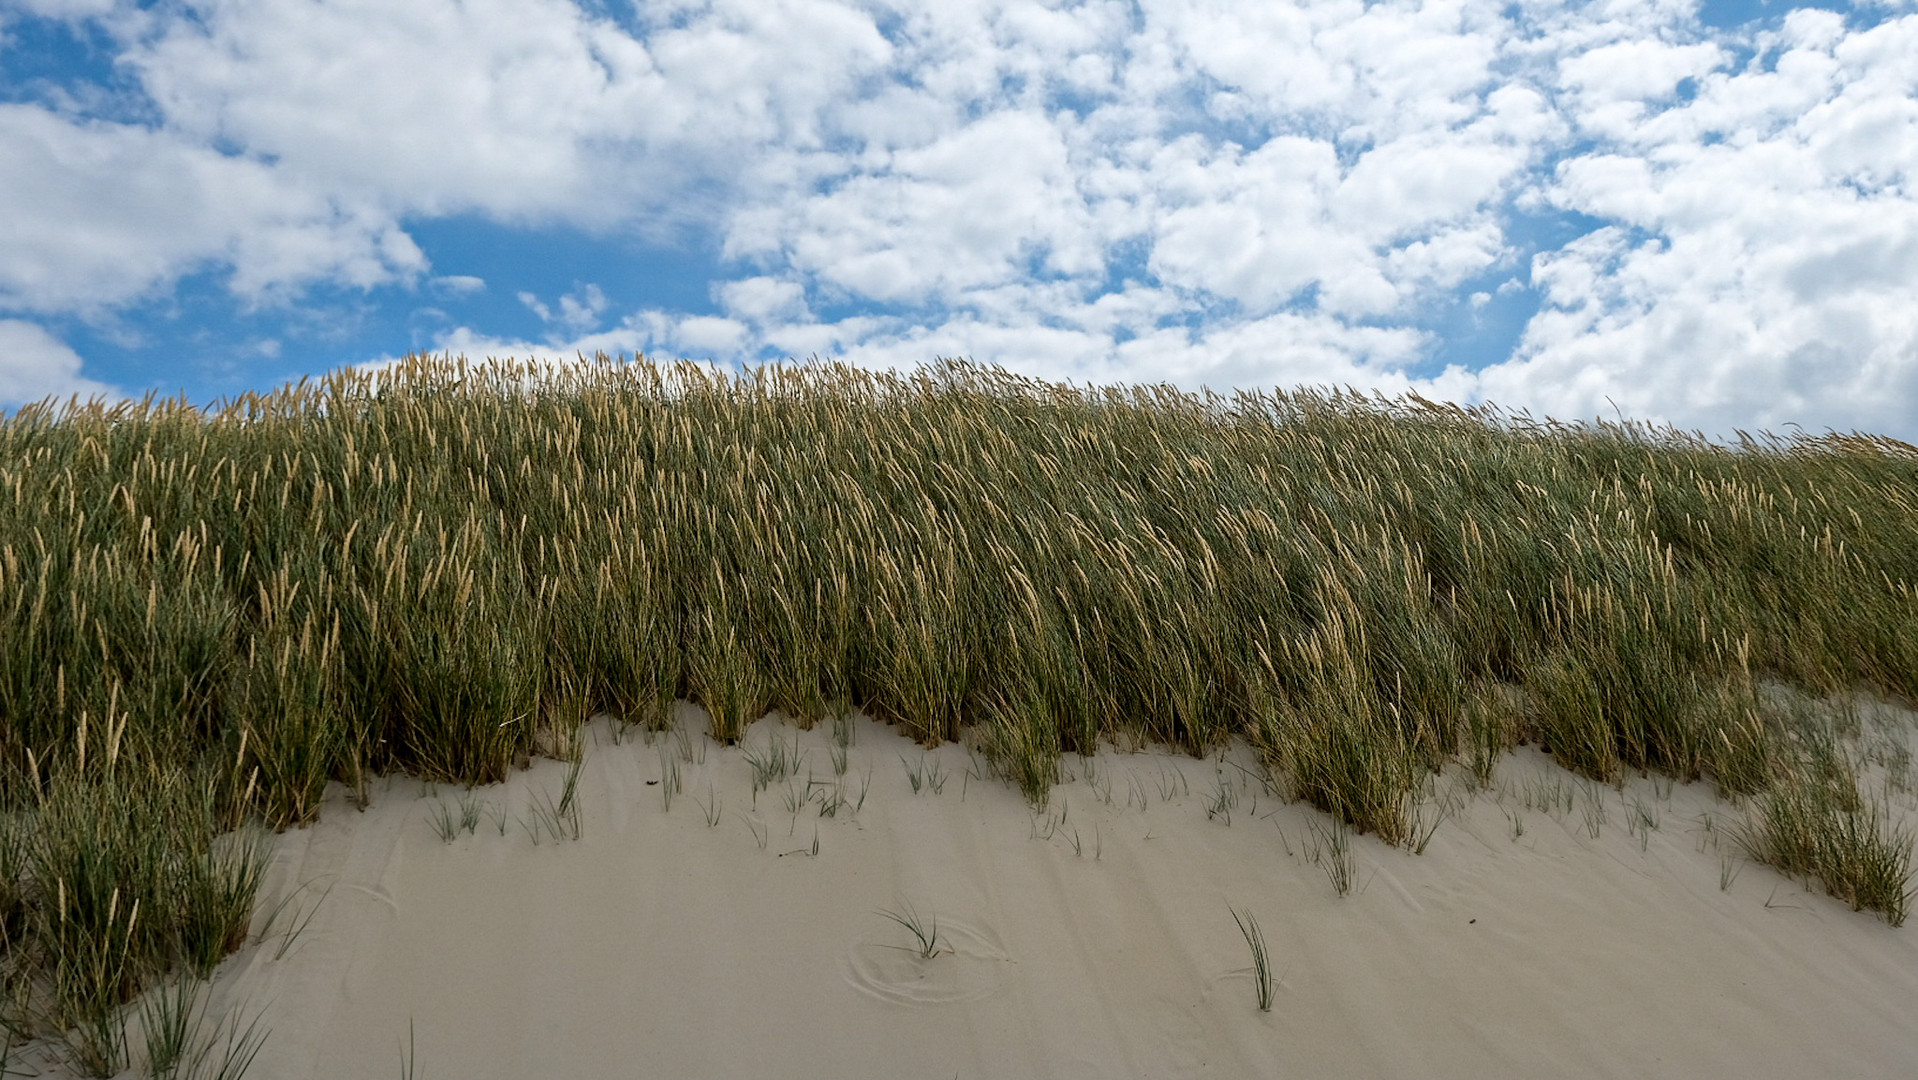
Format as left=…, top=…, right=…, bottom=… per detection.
left=2, top=0, right=1916, bottom=440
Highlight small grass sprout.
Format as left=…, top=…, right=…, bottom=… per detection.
left=902, top=753, right=947, bottom=795
left=808, top=777, right=849, bottom=819
left=1205, top=772, right=1238, bottom=823
left=1305, top=817, right=1357, bottom=897
left=1409, top=792, right=1449, bottom=855
left=428, top=803, right=459, bottom=844
left=656, top=744, right=679, bottom=812
left=1579, top=782, right=1608, bottom=839
left=1155, top=763, right=1189, bottom=801
left=525, top=767, right=583, bottom=843
left=255, top=877, right=334, bottom=963
left=875, top=901, right=946, bottom=959
left=1628, top=796, right=1661, bottom=851
left=1231, top=907, right=1275, bottom=1012
left=399, top=1018, right=420, bottom=1080
left=427, top=792, right=487, bottom=844
left=744, top=734, right=803, bottom=796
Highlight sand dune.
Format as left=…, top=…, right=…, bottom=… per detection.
left=70, top=704, right=1918, bottom=1079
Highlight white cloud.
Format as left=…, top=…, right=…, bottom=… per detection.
left=129, top=0, right=894, bottom=225
left=1557, top=38, right=1724, bottom=105
left=718, top=276, right=809, bottom=322
left=131, top=0, right=664, bottom=223
left=1146, top=0, right=1509, bottom=145
left=0, top=104, right=425, bottom=313
left=520, top=284, right=610, bottom=338
left=3, top=0, right=896, bottom=312
left=415, top=327, right=593, bottom=366
left=430, top=275, right=487, bottom=297
left=0, top=319, right=116, bottom=405
left=6, top=0, right=1918, bottom=440
left=730, top=109, right=1104, bottom=304
left=672, top=315, right=750, bottom=355
left=1476, top=10, right=1918, bottom=438
left=530, top=273, right=1435, bottom=397
left=1333, top=132, right=1524, bottom=242
left=719, top=0, right=1560, bottom=329
left=403, top=324, right=648, bottom=370
left=445, top=4, right=1918, bottom=439
left=1146, top=135, right=1360, bottom=311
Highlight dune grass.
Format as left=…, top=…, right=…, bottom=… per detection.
left=136, top=976, right=267, bottom=1080
left=2, top=353, right=1917, bottom=1067
left=1231, top=907, right=1275, bottom=1012
left=876, top=901, right=945, bottom=960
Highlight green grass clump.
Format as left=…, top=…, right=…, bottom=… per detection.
left=3, top=353, right=1918, bottom=1063
left=1231, top=907, right=1275, bottom=1011
left=1739, top=737, right=1915, bottom=925
left=138, top=976, right=267, bottom=1080
left=876, top=901, right=945, bottom=960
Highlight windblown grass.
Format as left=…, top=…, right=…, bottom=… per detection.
left=3, top=353, right=1917, bottom=1064
left=1737, top=731, right=1915, bottom=923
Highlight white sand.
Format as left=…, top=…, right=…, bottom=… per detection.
left=56, top=704, right=1918, bottom=1078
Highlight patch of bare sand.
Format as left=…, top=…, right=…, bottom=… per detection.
left=69, top=704, right=1918, bottom=1078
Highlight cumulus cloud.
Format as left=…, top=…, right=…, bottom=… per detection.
left=1557, top=37, right=1726, bottom=138
left=1480, top=7, right=1918, bottom=437
left=5, top=0, right=1918, bottom=439
left=520, top=284, right=611, bottom=339
left=717, top=276, right=810, bottom=323
left=721, top=0, right=1561, bottom=349
left=0, top=319, right=118, bottom=405
left=4, top=0, right=894, bottom=314
left=730, top=109, right=1105, bottom=304
left=131, top=0, right=665, bottom=222
left=0, top=104, right=424, bottom=312
left=129, top=0, right=896, bottom=224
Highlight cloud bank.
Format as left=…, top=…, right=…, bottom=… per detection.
left=0, top=0, right=1914, bottom=439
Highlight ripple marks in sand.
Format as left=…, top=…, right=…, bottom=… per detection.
left=843, top=917, right=1013, bottom=1006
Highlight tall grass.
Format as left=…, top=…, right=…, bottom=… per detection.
left=3, top=355, right=1917, bottom=1065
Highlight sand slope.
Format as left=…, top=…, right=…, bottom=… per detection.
left=70, top=705, right=1918, bottom=1079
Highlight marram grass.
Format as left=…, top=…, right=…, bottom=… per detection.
left=3, top=354, right=1917, bottom=1069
